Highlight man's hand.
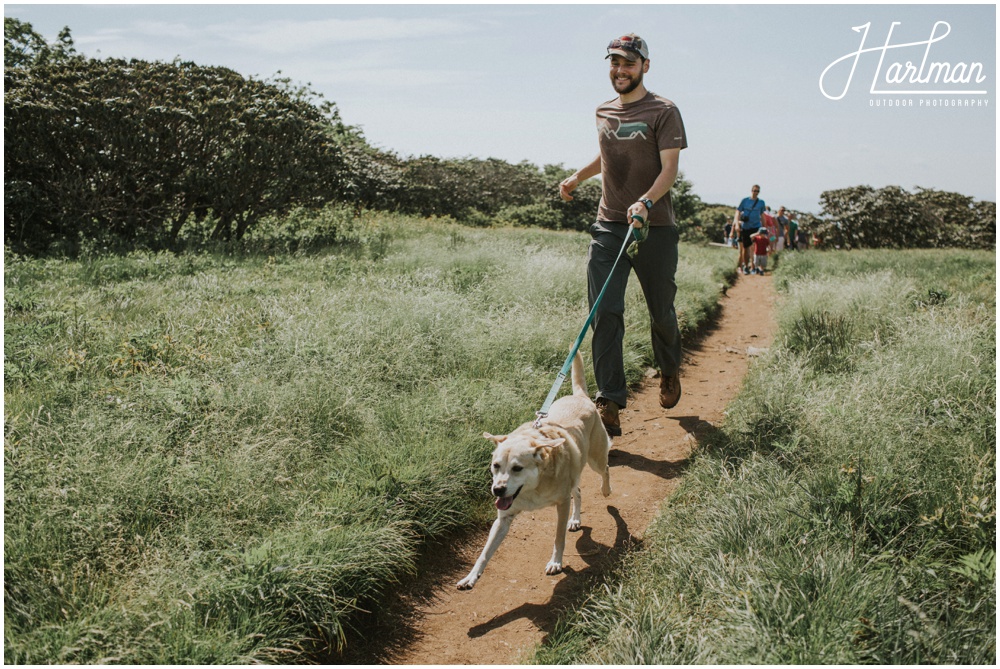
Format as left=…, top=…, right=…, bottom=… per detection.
left=558, top=175, right=579, bottom=202
left=627, top=201, right=649, bottom=227
left=560, top=156, right=602, bottom=202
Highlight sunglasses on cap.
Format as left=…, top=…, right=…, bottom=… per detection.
left=607, top=35, right=648, bottom=59
left=608, top=35, right=645, bottom=51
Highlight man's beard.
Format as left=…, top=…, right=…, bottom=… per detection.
left=612, top=71, right=643, bottom=95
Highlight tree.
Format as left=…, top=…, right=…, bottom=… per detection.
left=4, top=36, right=365, bottom=253
left=821, top=185, right=926, bottom=249
left=817, top=185, right=994, bottom=250
left=968, top=200, right=996, bottom=249
left=670, top=172, right=712, bottom=242
left=670, top=172, right=702, bottom=224
left=915, top=187, right=996, bottom=249
left=4, top=17, right=76, bottom=68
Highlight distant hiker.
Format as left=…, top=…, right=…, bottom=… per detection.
left=762, top=207, right=779, bottom=254
left=775, top=206, right=789, bottom=252
left=752, top=227, right=770, bottom=275
left=787, top=213, right=799, bottom=251
left=558, top=32, right=687, bottom=437
left=736, top=185, right=765, bottom=274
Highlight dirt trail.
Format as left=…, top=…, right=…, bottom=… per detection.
left=353, top=272, right=778, bottom=665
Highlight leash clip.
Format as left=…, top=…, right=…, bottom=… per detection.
left=532, top=411, right=547, bottom=429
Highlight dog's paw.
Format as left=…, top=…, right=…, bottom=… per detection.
left=567, top=518, right=582, bottom=532
left=456, top=573, right=478, bottom=590
left=545, top=560, right=564, bottom=575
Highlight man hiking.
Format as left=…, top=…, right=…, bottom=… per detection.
left=736, top=185, right=765, bottom=274
left=558, top=33, right=688, bottom=437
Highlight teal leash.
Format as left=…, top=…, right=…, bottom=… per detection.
left=533, top=216, right=647, bottom=428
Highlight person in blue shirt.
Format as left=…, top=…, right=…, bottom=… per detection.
left=735, top=185, right=765, bottom=274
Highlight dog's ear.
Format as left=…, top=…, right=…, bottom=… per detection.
left=532, top=437, right=565, bottom=451
left=532, top=438, right=564, bottom=461
left=483, top=432, right=507, bottom=444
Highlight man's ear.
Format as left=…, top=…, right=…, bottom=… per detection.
left=642, top=58, right=650, bottom=74
left=483, top=432, right=507, bottom=444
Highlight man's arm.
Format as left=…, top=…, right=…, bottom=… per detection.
left=626, top=147, right=680, bottom=226
left=558, top=154, right=602, bottom=201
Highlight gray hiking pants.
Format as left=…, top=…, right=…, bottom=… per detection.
left=587, top=221, right=681, bottom=409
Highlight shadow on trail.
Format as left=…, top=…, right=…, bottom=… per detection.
left=466, top=505, right=638, bottom=642
left=676, top=414, right=723, bottom=442
left=608, top=413, right=725, bottom=482
left=329, top=505, right=639, bottom=665
left=610, top=446, right=688, bottom=481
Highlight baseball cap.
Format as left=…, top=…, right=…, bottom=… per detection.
left=606, top=34, right=649, bottom=61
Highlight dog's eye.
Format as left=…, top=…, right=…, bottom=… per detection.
left=512, top=466, right=523, bottom=473
left=492, top=463, right=499, bottom=471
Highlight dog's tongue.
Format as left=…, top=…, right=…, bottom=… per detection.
left=495, top=496, right=514, bottom=511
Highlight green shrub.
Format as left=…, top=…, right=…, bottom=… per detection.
left=494, top=202, right=565, bottom=229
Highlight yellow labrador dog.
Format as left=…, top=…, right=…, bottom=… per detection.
left=457, top=351, right=612, bottom=590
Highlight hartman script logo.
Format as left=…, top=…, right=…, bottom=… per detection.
left=820, top=21, right=988, bottom=100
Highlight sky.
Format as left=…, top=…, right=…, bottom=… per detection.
left=6, top=1, right=997, bottom=213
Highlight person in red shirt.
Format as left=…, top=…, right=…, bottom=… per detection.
left=751, top=227, right=770, bottom=275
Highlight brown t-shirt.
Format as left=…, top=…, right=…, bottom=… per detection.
left=596, top=91, right=687, bottom=226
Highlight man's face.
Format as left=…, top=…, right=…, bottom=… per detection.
left=751, top=186, right=760, bottom=198
left=609, top=54, right=648, bottom=95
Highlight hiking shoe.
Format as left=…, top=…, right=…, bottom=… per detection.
left=596, top=398, right=622, bottom=437
left=659, top=373, right=681, bottom=409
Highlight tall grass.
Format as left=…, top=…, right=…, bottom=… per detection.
left=4, top=211, right=733, bottom=663
left=534, top=248, right=995, bottom=664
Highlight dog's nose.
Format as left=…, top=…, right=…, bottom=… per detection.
left=492, top=485, right=506, bottom=497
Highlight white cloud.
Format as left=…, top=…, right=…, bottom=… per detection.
left=75, top=21, right=199, bottom=48
left=72, top=29, right=127, bottom=48
left=127, top=16, right=478, bottom=55
left=70, top=15, right=481, bottom=79
left=308, top=66, right=475, bottom=89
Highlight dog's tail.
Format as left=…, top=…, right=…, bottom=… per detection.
left=570, top=350, right=588, bottom=397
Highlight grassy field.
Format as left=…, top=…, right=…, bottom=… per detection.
left=3, top=211, right=734, bottom=663
left=532, top=248, right=995, bottom=664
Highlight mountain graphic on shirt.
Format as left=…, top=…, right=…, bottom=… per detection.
left=598, top=119, right=649, bottom=140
